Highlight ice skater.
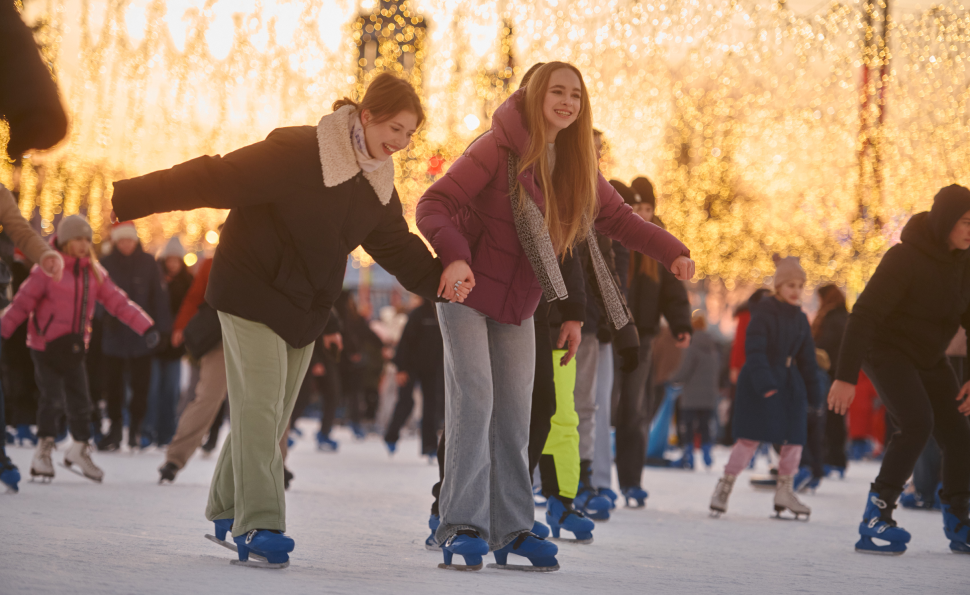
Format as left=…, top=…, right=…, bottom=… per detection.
left=0, top=215, right=156, bottom=485
left=709, top=255, right=820, bottom=520
left=111, top=73, right=451, bottom=569
left=828, top=184, right=970, bottom=555
left=417, top=61, right=693, bottom=572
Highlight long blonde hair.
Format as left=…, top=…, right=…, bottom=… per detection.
left=519, top=62, right=599, bottom=256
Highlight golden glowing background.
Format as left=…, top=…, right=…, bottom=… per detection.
left=1, top=0, right=968, bottom=300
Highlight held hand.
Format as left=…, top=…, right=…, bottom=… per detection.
left=674, top=332, right=691, bottom=349
left=323, top=332, right=343, bottom=352
left=438, top=260, right=475, bottom=303
left=764, top=390, right=778, bottom=398
left=396, top=371, right=410, bottom=387
left=171, top=329, right=184, bottom=347
left=827, top=379, right=856, bottom=415
left=557, top=321, right=583, bottom=366
left=40, top=253, right=64, bottom=282
left=729, top=368, right=740, bottom=384
left=957, top=381, right=970, bottom=416
left=311, top=363, right=326, bottom=377
left=671, top=255, right=695, bottom=281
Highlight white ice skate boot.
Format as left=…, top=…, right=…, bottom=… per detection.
left=774, top=475, right=810, bottom=520
left=710, top=474, right=736, bottom=517
left=64, top=441, right=104, bottom=483
left=30, top=436, right=56, bottom=481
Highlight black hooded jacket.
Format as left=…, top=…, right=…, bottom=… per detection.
left=836, top=195, right=970, bottom=384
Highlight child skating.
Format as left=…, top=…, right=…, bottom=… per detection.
left=0, top=215, right=156, bottom=484
left=709, top=256, right=821, bottom=520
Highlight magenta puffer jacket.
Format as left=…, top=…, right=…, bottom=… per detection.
left=417, top=89, right=691, bottom=325
left=1, top=252, right=154, bottom=351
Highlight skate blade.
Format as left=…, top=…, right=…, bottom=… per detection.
left=550, top=536, right=594, bottom=545
left=230, top=559, right=289, bottom=569
left=204, top=535, right=267, bottom=562
left=3, top=484, right=18, bottom=494
left=771, top=513, right=809, bottom=522
left=29, top=474, right=53, bottom=483
left=855, top=546, right=905, bottom=556
left=59, top=463, right=102, bottom=483
left=437, top=562, right=483, bottom=571
left=486, top=563, right=560, bottom=572
left=424, top=542, right=441, bottom=552
left=709, top=510, right=725, bottom=518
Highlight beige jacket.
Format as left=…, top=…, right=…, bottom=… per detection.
left=0, top=182, right=57, bottom=266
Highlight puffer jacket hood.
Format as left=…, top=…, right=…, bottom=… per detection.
left=928, top=184, right=970, bottom=245
left=902, top=211, right=970, bottom=264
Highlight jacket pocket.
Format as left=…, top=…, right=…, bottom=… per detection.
left=272, top=242, right=315, bottom=312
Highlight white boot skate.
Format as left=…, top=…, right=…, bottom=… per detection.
left=30, top=436, right=56, bottom=482
left=710, top=474, right=736, bottom=517
left=63, top=441, right=104, bottom=483
left=774, top=475, right=810, bottom=520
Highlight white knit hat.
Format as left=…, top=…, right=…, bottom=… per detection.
left=110, top=221, right=139, bottom=243
left=158, top=236, right=186, bottom=260
left=772, top=255, right=806, bottom=289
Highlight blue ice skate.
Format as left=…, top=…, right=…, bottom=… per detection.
left=4, top=428, right=12, bottom=445
left=600, top=487, right=619, bottom=510
left=233, top=529, right=294, bottom=568
left=546, top=497, right=594, bottom=543
left=849, top=439, right=873, bottom=461
left=15, top=424, right=38, bottom=447
left=900, top=491, right=935, bottom=510
left=204, top=519, right=268, bottom=562
left=823, top=464, right=845, bottom=479
left=425, top=514, right=440, bottom=551
left=1, top=459, right=21, bottom=493
left=315, top=431, right=338, bottom=452
left=941, top=497, right=970, bottom=554
left=531, top=520, right=550, bottom=539
left=574, top=486, right=611, bottom=521
left=349, top=422, right=366, bottom=440
left=622, top=486, right=648, bottom=508
left=793, top=466, right=813, bottom=492
left=855, top=491, right=911, bottom=555
left=675, top=449, right=695, bottom=470
left=487, top=532, right=559, bottom=571
left=438, top=530, right=489, bottom=571
left=701, top=443, right=714, bottom=468
left=384, top=440, right=397, bottom=455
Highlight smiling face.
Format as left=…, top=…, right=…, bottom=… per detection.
left=948, top=209, right=970, bottom=251
left=776, top=280, right=804, bottom=306
left=361, top=109, right=418, bottom=161
left=542, top=68, right=583, bottom=142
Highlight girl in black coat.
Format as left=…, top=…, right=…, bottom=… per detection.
left=829, top=184, right=970, bottom=555
left=111, top=74, right=459, bottom=567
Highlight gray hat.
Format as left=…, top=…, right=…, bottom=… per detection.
left=56, top=215, right=93, bottom=246
left=158, top=236, right=186, bottom=260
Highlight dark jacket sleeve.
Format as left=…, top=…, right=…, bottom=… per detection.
left=323, top=308, right=341, bottom=335
left=111, top=128, right=311, bottom=221
left=795, top=315, right=822, bottom=408
left=149, top=257, right=173, bottom=333
left=836, top=246, right=912, bottom=384
left=0, top=1, right=68, bottom=158
left=555, top=249, right=586, bottom=324
left=659, top=268, right=692, bottom=337
left=814, top=309, right=846, bottom=368
left=361, top=191, right=443, bottom=303
left=392, top=310, right=421, bottom=373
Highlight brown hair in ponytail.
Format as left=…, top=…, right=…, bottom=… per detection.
left=332, top=73, right=425, bottom=128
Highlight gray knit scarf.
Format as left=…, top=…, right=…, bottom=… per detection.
left=508, top=154, right=631, bottom=330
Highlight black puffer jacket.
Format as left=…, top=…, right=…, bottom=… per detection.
left=626, top=250, right=692, bottom=338
left=112, top=107, right=443, bottom=348
left=837, top=189, right=970, bottom=383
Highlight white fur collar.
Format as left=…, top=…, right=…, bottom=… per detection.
left=316, top=105, right=395, bottom=205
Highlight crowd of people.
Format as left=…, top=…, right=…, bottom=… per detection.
left=1, top=4, right=969, bottom=573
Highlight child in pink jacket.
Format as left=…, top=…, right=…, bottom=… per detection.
left=1, top=215, right=157, bottom=483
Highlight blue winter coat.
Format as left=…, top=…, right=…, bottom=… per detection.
left=100, top=244, right=171, bottom=358
left=732, top=297, right=821, bottom=446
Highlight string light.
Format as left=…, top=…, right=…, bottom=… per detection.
left=0, top=0, right=967, bottom=292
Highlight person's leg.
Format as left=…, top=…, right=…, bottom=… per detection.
left=723, top=438, right=760, bottom=476
left=289, top=372, right=315, bottom=431
left=384, top=378, right=415, bottom=446
left=30, top=351, right=66, bottom=440
left=777, top=444, right=804, bottom=476
left=0, top=337, right=6, bottom=462
left=614, top=339, right=653, bottom=490
left=62, top=358, right=93, bottom=443
left=203, top=398, right=228, bottom=452
left=573, top=336, right=599, bottom=469
left=824, top=410, right=848, bottom=468
left=127, top=356, right=153, bottom=447
left=679, top=409, right=697, bottom=459
left=485, top=314, right=536, bottom=550
left=862, top=351, right=936, bottom=495
left=142, top=358, right=162, bottom=444
left=591, top=343, right=613, bottom=490
left=539, top=350, right=580, bottom=500
left=419, top=367, right=443, bottom=455
left=102, top=355, right=125, bottom=435
left=919, top=360, right=970, bottom=502
left=434, top=302, right=496, bottom=545
left=206, top=313, right=313, bottom=537
left=166, top=343, right=229, bottom=469
left=317, top=349, right=340, bottom=438
left=912, top=437, right=942, bottom=500
left=528, top=305, right=556, bottom=476
left=156, top=359, right=182, bottom=445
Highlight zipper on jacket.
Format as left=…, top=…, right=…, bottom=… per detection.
left=41, top=314, right=55, bottom=336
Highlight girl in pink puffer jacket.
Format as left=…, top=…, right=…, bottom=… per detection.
left=1, top=215, right=156, bottom=483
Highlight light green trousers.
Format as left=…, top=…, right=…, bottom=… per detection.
left=205, top=312, right=314, bottom=537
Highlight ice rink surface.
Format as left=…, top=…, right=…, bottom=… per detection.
left=1, top=424, right=965, bottom=595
